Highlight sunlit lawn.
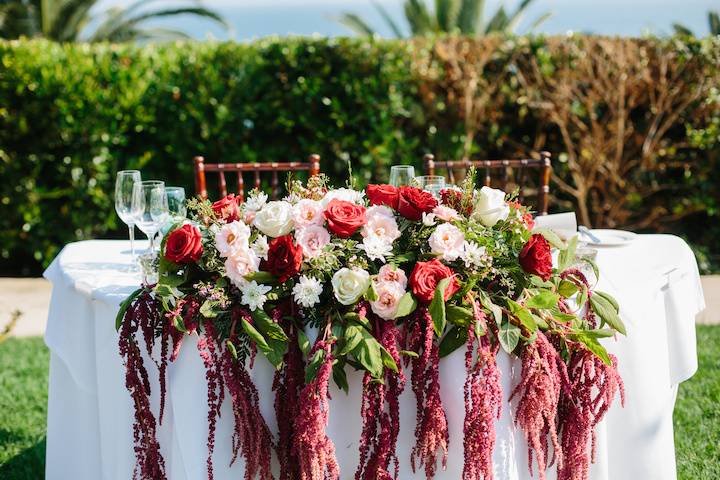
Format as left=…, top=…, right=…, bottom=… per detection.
left=0, top=328, right=718, bottom=479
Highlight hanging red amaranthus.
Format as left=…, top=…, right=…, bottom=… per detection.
left=118, top=288, right=167, bottom=480
left=220, top=309, right=274, bottom=480
left=510, top=331, right=569, bottom=480
left=198, top=322, right=225, bottom=480
left=462, top=306, right=502, bottom=480
left=355, top=311, right=406, bottom=480
left=557, top=348, right=624, bottom=480
left=406, top=308, right=449, bottom=479
left=293, top=338, right=340, bottom=480
left=273, top=305, right=305, bottom=480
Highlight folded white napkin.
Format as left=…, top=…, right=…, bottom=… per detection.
left=533, top=212, right=577, bottom=240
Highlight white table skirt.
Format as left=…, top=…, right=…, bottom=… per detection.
left=43, top=236, right=705, bottom=480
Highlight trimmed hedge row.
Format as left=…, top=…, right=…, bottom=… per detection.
left=0, top=36, right=718, bottom=274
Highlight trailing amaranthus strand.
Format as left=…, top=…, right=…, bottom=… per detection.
left=560, top=269, right=597, bottom=328
left=197, top=322, right=225, bottom=480
left=355, top=314, right=406, bottom=480
left=219, top=311, right=274, bottom=480
left=293, top=339, right=340, bottom=480
left=118, top=288, right=167, bottom=480
left=557, top=349, right=624, bottom=480
left=462, top=306, right=502, bottom=480
left=273, top=305, right=305, bottom=480
left=407, top=308, right=449, bottom=479
left=510, top=331, right=569, bottom=480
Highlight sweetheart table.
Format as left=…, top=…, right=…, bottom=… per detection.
left=43, top=235, right=704, bottom=480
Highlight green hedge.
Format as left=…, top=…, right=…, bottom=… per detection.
left=1, top=36, right=718, bottom=275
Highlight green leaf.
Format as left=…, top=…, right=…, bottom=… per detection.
left=241, top=318, right=270, bottom=351
left=571, top=331, right=612, bottom=365
left=439, top=325, right=469, bottom=358
left=199, top=299, right=219, bottom=318
left=558, top=279, right=579, bottom=298
left=226, top=340, right=238, bottom=360
left=526, top=290, right=560, bottom=309
left=116, top=287, right=143, bottom=331
left=305, top=349, right=326, bottom=384
left=394, top=292, right=417, bottom=318
left=446, top=305, right=474, bottom=327
left=251, top=309, right=289, bottom=342
left=380, top=347, right=398, bottom=372
left=594, top=291, right=620, bottom=311
left=297, top=329, right=311, bottom=356
left=535, top=228, right=567, bottom=249
left=577, top=328, right=616, bottom=339
left=589, top=293, right=626, bottom=335
left=498, top=320, right=521, bottom=353
left=365, top=282, right=379, bottom=301
left=477, top=290, right=502, bottom=326
left=429, top=277, right=451, bottom=337
left=507, top=299, right=538, bottom=332
left=244, top=271, right=278, bottom=284
left=557, top=235, right=578, bottom=272
left=530, top=276, right=555, bottom=289
left=351, top=331, right=384, bottom=378
left=341, top=324, right=364, bottom=355
left=173, top=313, right=187, bottom=333
left=332, top=361, right=349, bottom=393
left=400, top=350, right=419, bottom=358
left=241, top=316, right=286, bottom=368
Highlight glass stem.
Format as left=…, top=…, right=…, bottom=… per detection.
left=148, top=231, right=156, bottom=252
left=128, top=224, right=136, bottom=262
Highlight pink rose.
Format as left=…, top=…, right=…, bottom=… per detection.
left=376, top=264, right=407, bottom=289
left=225, top=248, right=260, bottom=287
left=432, top=205, right=461, bottom=222
left=370, top=281, right=406, bottom=320
left=292, top=199, right=325, bottom=228
left=295, top=225, right=331, bottom=258
left=428, top=223, right=465, bottom=261
left=362, top=208, right=400, bottom=243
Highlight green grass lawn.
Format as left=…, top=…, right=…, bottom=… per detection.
left=0, top=327, right=718, bottom=479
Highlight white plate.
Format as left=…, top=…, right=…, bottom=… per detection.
left=581, top=229, right=637, bottom=247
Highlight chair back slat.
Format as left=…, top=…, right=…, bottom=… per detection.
left=193, top=154, right=321, bottom=201
left=423, top=151, right=552, bottom=215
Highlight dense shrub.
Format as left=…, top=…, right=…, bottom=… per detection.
left=0, top=36, right=718, bottom=275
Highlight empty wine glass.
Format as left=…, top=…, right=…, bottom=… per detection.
left=389, top=165, right=416, bottom=187
left=416, top=175, right=445, bottom=190
left=166, top=186, right=187, bottom=222
left=133, top=181, right=169, bottom=253
left=115, top=170, right=142, bottom=269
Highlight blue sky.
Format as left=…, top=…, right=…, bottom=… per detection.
left=98, top=0, right=719, bottom=40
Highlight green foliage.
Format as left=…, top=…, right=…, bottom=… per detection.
left=0, top=36, right=718, bottom=275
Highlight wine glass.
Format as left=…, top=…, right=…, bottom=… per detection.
left=416, top=175, right=445, bottom=190
left=115, top=170, right=142, bottom=268
left=133, top=181, right=169, bottom=253
left=166, top=186, right=187, bottom=223
left=389, top=165, right=416, bottom=187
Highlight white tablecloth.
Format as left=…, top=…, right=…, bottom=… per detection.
left=44, top=236, right=705, bottom=480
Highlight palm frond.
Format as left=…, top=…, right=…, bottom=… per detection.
left=372, top=0, right=404, bottom=38
left=709, top=11, right=719, bottom=35
left=672, top=22, right=694, bottom=36
left=504, top=0, right=533, bottom=33
left=457, top=0, right=484, bottom=34
left=47, top=0, right=95, bottom=40
left=526, top=11, right=551, bottom=32
left=404, top=0, right=434, bottom=35
left=484, top=5, right=508, bottom=33
left=435, top=0, right=460, bottom=32
left=337, top=12, right=376, bottom=37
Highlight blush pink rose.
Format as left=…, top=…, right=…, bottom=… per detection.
left=376, top=264, right=408, bottom=289
left=295, top=225, right=331, bottom=258
left=370, top=281, right=406, bottom=320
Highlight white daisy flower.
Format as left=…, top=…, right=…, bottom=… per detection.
left=240, top=281, right=271, bottom=311
left=244, top=191, right=268, bottom=213
left=358, top=235, right=393, bottom=263
left=292, top=275, right=324, bottom=308
left=251, top=235, right=269, bottom=261
left=461, top=241, right=487, bottom=268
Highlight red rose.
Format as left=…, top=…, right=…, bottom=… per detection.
left=260, top=235, right=303, bottom=282
left=164, top=224, right=203, bottom=264
left=324, top=199, right=367, bottom=238
left=519, top=234, right=553, bottom=280
left=212, top=194, right=241, bottom=222
left=366, top=184, right=399, bottom=209
left=409, top=259, right=460, bottom=304
left=397, top=186, right=438, bottom=221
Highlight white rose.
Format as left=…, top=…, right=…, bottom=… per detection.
left=322, top=187, right=365, bottom=206
left=472, top=186, right=510, bottom=227
left=331, top=267, right=370, bottom=305
left=253, top=201, right=294, bottom=237
left=429, top=223, right=465, bottom=261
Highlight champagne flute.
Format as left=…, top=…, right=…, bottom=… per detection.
left=115, top=170, right=142, bottom=268
left=133, top=181, right=169, bottom=253
left=389, top=165, right=416, bottom=187
left=166, top=187, right=187, bottom=223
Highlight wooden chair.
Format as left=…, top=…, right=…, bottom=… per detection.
left=193, top=154, right=321, bottom=201
left=424, top=151, right=552, bottom=215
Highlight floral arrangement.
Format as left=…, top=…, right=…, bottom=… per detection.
left=118, top=172, right=625, bottom=480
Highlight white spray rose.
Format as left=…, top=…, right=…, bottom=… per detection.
left=472, top=186, right=510, bottom=227
left=253, top=201, right=294, bottom=237
left=331, top=268, right=370, bottom=305
left=429, top=223, right=465, bottom=261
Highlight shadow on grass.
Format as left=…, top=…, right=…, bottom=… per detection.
left=0, top=436, right=45, bottom=480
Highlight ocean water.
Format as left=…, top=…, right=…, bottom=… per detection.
left=138, top=0, right=718, bottom=41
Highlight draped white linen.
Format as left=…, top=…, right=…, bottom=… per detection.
left=44, top=236, right=704, bottom=480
